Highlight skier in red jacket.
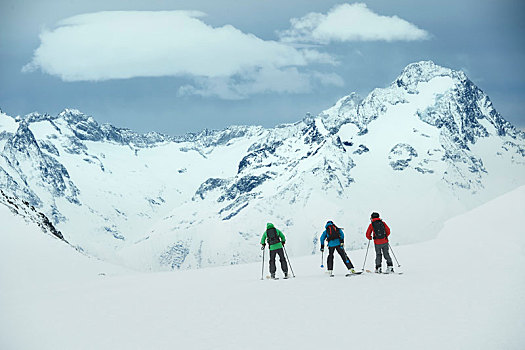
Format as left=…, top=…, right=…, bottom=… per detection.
left=366, top=212, right=394, bottom=273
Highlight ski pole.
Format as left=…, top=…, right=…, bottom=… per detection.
left=388, top=243, right=401, bottom=267
left=261, top=246, right=265, bottom=280
left=361, top=240, right=371, bottom=271
left=282, top=246, right=295, bottom=278
left=320, top=250, right=324, bottom=268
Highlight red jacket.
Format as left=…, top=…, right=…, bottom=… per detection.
left=366, top=218, right=390, bottom=245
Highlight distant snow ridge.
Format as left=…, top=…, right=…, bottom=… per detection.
left=0, top=60, right=524, bottom=271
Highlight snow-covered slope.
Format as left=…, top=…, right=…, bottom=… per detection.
left=0, top=61, right=524, bottom=270
left=1, top=186, right=524, bottom=350
left=0, top=188, right=65, bottom=242
left=0, top=188, right=128, bottom=317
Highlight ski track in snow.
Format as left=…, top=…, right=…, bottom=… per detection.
left=1, top=186, right=524, bottom=350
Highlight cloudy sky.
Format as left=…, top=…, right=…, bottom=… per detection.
left=1, top=0, right=524, bottom=135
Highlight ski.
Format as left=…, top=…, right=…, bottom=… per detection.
left=345, top=271, right=363, bottom=277
left=365, top=269, right=403, bottom=275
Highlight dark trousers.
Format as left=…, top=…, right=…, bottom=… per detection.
left=269, top=248, right=288, bottom=274
left=327, top=246, right=354, bottom=270
left=375, top=243, right=393, bottom=268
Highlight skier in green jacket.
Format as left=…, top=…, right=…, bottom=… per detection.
left=261, top=223, right=289, bottom=279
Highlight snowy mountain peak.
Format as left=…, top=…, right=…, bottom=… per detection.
left=319, top=60, right=523, bottom=143
left=58, top=108, right=86, bottom=120
left=319, top=62, right=465, bottom=133
left=394, top=60, right=465, bottom=92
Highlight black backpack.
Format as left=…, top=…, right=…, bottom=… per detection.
left=326, top=224, right=341, bottom=242
left=371, top=220, right=386, bottom=240
left=266, top=227, right=281, bottom=245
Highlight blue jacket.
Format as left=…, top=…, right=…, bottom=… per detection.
left=320, top=222, right=344, bottom=247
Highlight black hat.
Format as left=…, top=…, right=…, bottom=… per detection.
left=371, top=212, right=380, bottom=219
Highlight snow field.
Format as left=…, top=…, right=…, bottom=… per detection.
left=1, top=186, right=524, bottom=349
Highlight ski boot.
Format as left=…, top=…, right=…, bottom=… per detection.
left=270, top=273, right=278, bottom=280
left=375, top=267, right=382, bottom=273
left=328, top=270, right=334, bottom=277
left=386, top=266, right=394, bottom=274
left=283, top=272, right=289, bottom=279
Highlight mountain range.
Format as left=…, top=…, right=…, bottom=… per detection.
left=1, top=60, right=524, bottom=271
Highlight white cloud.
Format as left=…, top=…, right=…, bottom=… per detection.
left=279, top=3, right=430, bottom=44
left=22, top=11, right=341, bottom=98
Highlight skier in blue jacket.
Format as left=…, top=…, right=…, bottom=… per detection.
left=320, top=221, right=356, bottom=276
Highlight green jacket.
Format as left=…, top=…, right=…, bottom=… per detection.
left=261, top=223, right=286, bottom=251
